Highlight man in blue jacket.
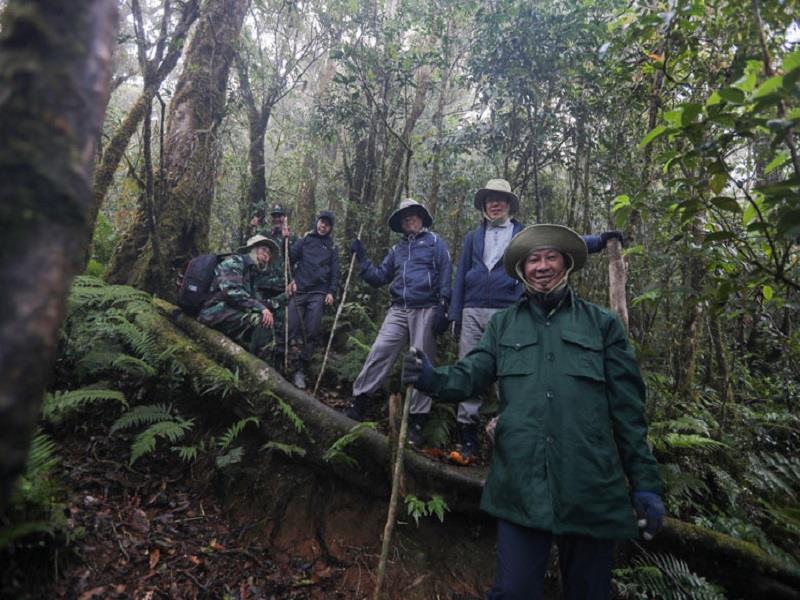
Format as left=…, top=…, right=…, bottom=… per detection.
left=286, top=210, right=340, bottom=389
left=449, top=178, right=623, bottom=465
left=346, top=199, right=451, bottom=446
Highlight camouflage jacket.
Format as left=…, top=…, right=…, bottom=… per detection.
left=198, top=254, right=268, bottom=325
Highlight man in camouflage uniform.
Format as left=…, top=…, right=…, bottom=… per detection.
left=198, top=235, right=286, bottom=361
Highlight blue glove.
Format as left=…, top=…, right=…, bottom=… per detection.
left=632, top=491, right=665, bottom=540
left=600, top=230, right=625, bottom=248
left=350, top=239, right=366, bottom=261
left=401, top=347, right=434, bottom=390
left=433, top=303, right=449, bottom=336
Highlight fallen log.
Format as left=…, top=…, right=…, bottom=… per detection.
left=140, top=298, right=800, bottom=599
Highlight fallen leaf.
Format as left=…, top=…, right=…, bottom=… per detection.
left=78, top=587, right=106, bottom=600
left=148, top=547, right=160, bottom=571
left=209, top=539, right=225, bottom=551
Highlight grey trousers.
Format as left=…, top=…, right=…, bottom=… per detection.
left=352, top=305, right=437, bottom=414
left=457, top=307, right=500, bottom=425
left=287, top=292, right=325, bottom=368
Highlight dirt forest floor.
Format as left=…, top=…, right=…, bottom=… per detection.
left=1, top=399, right=507, bottom=600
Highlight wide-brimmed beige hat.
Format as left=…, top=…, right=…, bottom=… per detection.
left=387, top=198, right=433, bottom=233
left=238, top=234, right=280, bottom=254
left=473, top=178, right=519, bottom=215
left=503, top=224, right=588, bottom=280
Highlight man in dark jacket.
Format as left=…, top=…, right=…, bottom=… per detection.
left=402, top=224, right=664, bottom=599
left=286, top=210, right=340, bottom=389
left=346, top=198, right=451, bottom=446
left=197, top=235, right=283, bottom=360
left=449, top=178, right=624, bottom=465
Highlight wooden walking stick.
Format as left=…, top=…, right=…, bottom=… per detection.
left=373, top=384, right=412, bottom=600
left=283, top=218, right=290, bottom=374
left=312, top=224, right=364, bottom=396
left=607, top=238, right=629, bottom=329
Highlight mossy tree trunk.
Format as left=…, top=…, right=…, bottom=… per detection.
left=105, top=0, right=249, bottom=299
left=88, top=0, right=199, bottom=232
left=0, top=0, right=117, bottom=510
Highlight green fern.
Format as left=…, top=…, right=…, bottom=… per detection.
left=323, top=421, right=377, bottom=468
left=261, top=441, right=307, bottom=458
left=613, top=550, right=725, bottom=600
left=745, top=451, right=800, bottom=501
left=42, top=388, right=127, bottom=424
left=128, top=418, right=194, bottom=466
left=173, top=444, right=202, bottom=463
left=266, top=391, right=306, bottom=432
left=68, top=277, right=150, bottom=310
left=217, top=416, right=260, bottom=450
left=111, top=403, right=175, bottom=433
left=111, top=354, right=157, bottom=378
left=215, top=446, right=245, bottom=468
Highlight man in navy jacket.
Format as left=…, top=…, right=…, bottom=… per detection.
left=286, top=210, right=340, bottom=389
left=448, top=179, right=622, bottom=464
left=347, top=198, right=451, bottom=446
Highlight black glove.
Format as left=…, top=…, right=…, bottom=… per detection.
left=401, top=347, right=434, bottom=389
left=600, top=230, right=625, bottom=248
left=350, top=239, right=366, bottom=261
left=632, top=491, right=665, bottom=540
left=433, top=303, right=449, bottom=336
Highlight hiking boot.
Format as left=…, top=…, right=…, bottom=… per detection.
left=407, top=413, right=428, bottom=448
left=292, top=370, right=307, bottom=390
left=346, top=394, right=371, bottom=421
left=449, top=423, right=478, bottom=466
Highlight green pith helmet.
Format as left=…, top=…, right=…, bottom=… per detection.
left=238, top=234, right=280, bottom=254
left=387, top=198, right=433, bottom=233
left=474, top=178, right=519, bottom=215
left=270, top=203, right=287, bottom=216
left=503, top=224, right=588, bottom=280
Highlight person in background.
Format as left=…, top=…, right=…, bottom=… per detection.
left=285, top=210, right=340, bottom=389
left=402, top=224, right=664, bottom=599
left=197, top=235, right=282, bottom=360
left=346, top=198, right=451, bottom=447
left=448, top=178, right=624, bottom=465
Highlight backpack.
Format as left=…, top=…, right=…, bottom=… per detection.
left=176, top=253, right=227, bottom=315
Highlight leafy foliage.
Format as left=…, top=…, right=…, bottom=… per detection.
left=613, top=550, right=725, bottom=600
left=111, top=404, right=195, bottom=465
left=42, top=388, right=127, bottom=424
left=322, top=421, right=377, bottom=468
left=404, top=494, right=450, bottom=526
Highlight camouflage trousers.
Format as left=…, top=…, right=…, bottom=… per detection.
left=206, top=309, right=299, bottom=372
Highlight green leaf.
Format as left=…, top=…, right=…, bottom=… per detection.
left=732, top=71, right=757, bottom=93
left=762, top=285, right=774, bottom=301
left=776, top=209, right=800, bottom=239
left=709, top=173, right=727, bottom=194
left=703, top=231, right=736, bottom=244
left=753, top=75, right=783, bottom=98
left=783, top=49, right=800, bottom=72
left=639, top=125, right=669, bottom=148
left=765, top=153, right=789, bottom=174
left=710, top=196, right=740, bottom=212
left=631, top=289, right=661, bottom=307
left=706, top=91, right=722, bottom=106
left=718, top=87, right=745, bottom=104
left=680, top=103, right=703, bottom=126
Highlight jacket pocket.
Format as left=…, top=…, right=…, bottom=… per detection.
left=561, top=329, right=605, bottom=382
left=497, top=332, right=539, bottom=376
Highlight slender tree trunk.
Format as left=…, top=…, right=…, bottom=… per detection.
left=106, top=0, right=249, bottom=298
left=0, top=0, right=117, bottom=510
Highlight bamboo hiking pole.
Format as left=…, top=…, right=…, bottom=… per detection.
left=606, top=238, right=629, bottom=329
left=373, top=384, right=412, bottom=600
left=284, top=221, right=290, bottom=374
left=312, top=224, right=364, bottom=396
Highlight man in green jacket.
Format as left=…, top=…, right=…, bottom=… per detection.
left=402, top=224, right=664, bottom=599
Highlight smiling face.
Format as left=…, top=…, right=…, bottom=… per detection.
left=484, top=195, right=510, bottom=221
left=271, top=213, right=286, bottom=228
left=401, top=210, right=424, bottom=235
left=254, top=245, right=271, bottom=268
left=523, top=248, right=567, bottom=293
left=316, top=217, right=332, bottom=236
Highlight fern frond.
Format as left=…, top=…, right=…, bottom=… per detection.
left=173, top=445, right=201, bottom=463
left=663, top=433, right=727, bottom=451
left=261, top=441, right=306, bottom=458
left=25, top=431, right=60, bottom=482
left=217, top=416, right=260, bottom=450
left=129, top=418, right=194, bottom=465
left=111, top=403, right=174, bottom=433
left=195, top=366, right=239, bottom=399
left=625, top=551, right=726, bottom=599
left=745, top=452, right=800, bottom=501
left=323, top=421, right=377, bottom=467
left=42, top=388, right=127, bottom=423
left=266, top=391, right=305, bottom=432
left=111, top=354, right=157, bottom=378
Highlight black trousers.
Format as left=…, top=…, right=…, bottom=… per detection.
left=287, top=292, right=325, bottom=367
left=487, top=519, right=614, bottom=600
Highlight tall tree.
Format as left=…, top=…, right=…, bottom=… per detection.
left=106, top=0, right=249, bottom=298
left=0, top=0, right=117, bottom=510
